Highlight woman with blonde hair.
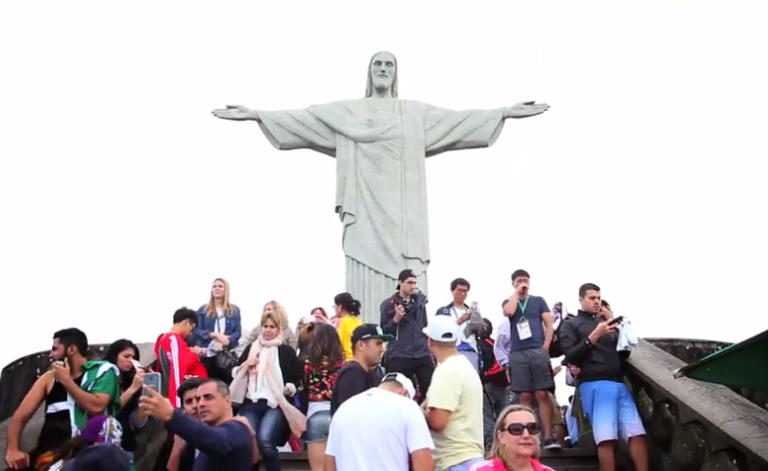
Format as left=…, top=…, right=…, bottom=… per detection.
left=242, top=301, right=298, bottom=350
left=470, top=405, right=556, bottom=471
left=230, top=309, right=305, bottom=471
left=193, top=278, right=242, bottom=381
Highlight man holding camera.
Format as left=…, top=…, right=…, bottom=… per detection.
left=435, top=278, right=483, bottom=373
left=502, top=269, right=558, bottom=450
left=558, top=283, right=648, bottom=471
left=380, top=269, right=434, bottom=402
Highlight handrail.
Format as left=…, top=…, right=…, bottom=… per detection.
left=624, top=339, right=768, bottom=469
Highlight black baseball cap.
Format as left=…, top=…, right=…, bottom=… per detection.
left=351, top=324, right=394, bottom=345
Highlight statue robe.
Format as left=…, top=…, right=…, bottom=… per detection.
left=257, top=99, right=505, bottom=323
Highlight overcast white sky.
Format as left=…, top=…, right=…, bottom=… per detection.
left=1, top=1, right=767, bottom=374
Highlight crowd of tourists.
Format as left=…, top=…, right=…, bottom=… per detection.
left=4, top=270, right=650, bottom=471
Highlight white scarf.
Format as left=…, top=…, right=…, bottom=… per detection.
left=229, top=333, right=307, bottom=436
left=249, top=335, right=284, bottom=406
left=231, top=334, right=282, bottom=405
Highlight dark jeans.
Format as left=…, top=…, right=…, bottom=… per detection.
left=238, top=399, right=289, bottom=471
left=385, top=355, right=434, bottom=403
left=482, top=383, right=509, bottom=451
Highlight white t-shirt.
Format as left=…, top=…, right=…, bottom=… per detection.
left=426, top=353, right=484, bottom=470
left=215, top=307, right=225, bottom=334
left=326, top=387, right=434, bottom=471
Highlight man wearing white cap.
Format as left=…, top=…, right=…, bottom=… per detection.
left=422, top=315, right=484, bottom=471
left=324, top=372, right=434, bottom=471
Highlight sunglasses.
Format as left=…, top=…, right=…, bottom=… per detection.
left=504, top=422, right=540, bottom=436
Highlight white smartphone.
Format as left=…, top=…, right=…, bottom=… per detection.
left=471, top=301, right=479, bottom=311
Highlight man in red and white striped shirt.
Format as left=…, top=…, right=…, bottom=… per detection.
left=154, top=307, right=208, bottom=408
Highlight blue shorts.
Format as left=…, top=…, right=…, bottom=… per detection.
left=578, top=380, right=645, bottom=444
left=305, top=410, right=331, bottom=443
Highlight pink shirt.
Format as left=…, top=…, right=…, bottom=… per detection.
left=470, top=457, right=555, bottom=471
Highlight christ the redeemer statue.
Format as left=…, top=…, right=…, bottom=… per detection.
left=212, top=51, right=549, bottom=324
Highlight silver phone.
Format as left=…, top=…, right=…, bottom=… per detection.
left=142, top=372, right=162, bottom=397
left=470, top=301, right=479, bottom=311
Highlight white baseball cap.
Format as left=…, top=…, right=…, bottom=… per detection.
left=422, top=315, right=461, bottom=343
left=380, top=372, right=416, bottom=399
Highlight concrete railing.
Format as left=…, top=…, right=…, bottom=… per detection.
left=623, top=339, right=768, bottom=470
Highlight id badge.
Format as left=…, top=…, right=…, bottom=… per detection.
left=517, top=318, right=532, bottom=340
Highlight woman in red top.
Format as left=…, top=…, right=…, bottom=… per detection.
left=303, top=324, right=345, bottom=471
left=471, top=405, right=556, bottom=471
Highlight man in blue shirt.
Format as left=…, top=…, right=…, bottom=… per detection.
left=502, top=269, right=558, bottom=450
left=139, top=379, right=255, bottom=470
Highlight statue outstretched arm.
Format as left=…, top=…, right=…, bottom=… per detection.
left=212, top=104, right=337, bottom=154
left=212, top=104, right=260, bottom=122
left=503, top=101, right=550, bottom=119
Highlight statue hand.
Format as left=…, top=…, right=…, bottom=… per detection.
left=505, top=101, right=550, bottom=119
left=211, top=104, right=258, bottom=121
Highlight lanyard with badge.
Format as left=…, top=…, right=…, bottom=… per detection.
left=516, top=297, right=533, bottom=340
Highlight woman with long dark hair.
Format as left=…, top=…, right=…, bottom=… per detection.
left=103, top=339, right=143, bottom=457
left=333, top=292, right=362, bottom=360
left=295, top=320, right=318, bottom=416
left=303, top=324, right=345, bottom=471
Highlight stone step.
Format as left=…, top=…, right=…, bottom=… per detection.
left=278, top=449, right=599, bottom=471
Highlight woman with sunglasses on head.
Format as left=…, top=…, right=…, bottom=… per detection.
left=470, top=405, right=556, bottom=471
left=242, top=301, right=299, bottom=351
left=230, top=309, right=305, bottom=471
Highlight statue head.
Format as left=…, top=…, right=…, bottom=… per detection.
left=365, top=51, right=398, bottom=98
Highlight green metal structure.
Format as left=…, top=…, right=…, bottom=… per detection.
left=674, top=328, right=768, bottom=391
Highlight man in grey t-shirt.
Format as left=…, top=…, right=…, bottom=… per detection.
left=502, top=269, right=558, bottom=450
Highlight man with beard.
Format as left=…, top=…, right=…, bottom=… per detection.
left=5, top=328, right=120, bottom=470
left=165, top=378, right=205, bottom=471
left=559, top=283, right=648, bottom=471
left=140, top=379, right=254, bottom=471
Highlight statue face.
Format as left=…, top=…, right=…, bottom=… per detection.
left=370, top=52, right=396, bottom=92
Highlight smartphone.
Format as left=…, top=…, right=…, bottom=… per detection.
left=142, top=372, right=162, bottom=397
left=608, top=316, right=624, bottom=326
left=470, top=301, right=478, bottom=311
